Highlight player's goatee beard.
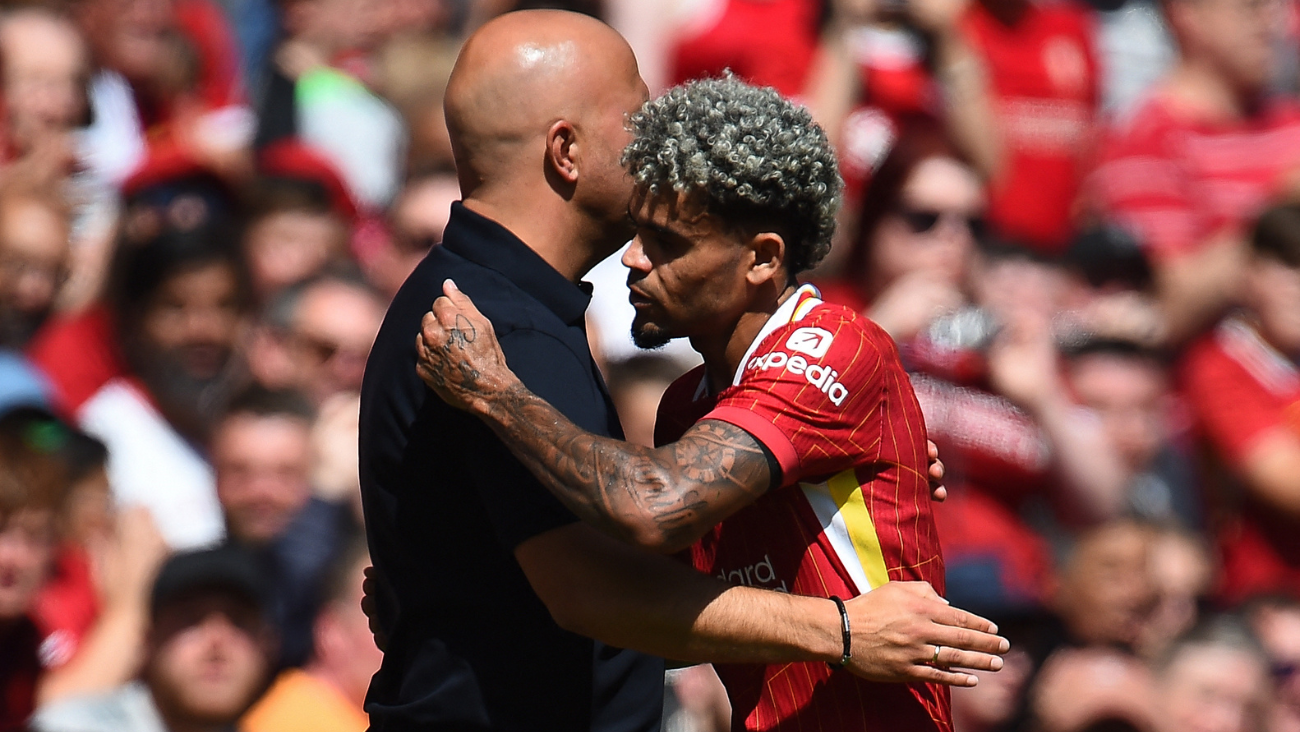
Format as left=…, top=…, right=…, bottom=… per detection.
left=632, top=322, right=671, bottom=350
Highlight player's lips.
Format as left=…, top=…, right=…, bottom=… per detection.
left=628, top=289, right=653, bottom=308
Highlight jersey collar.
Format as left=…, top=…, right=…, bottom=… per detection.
left=731, top=283, right=823, bottom=387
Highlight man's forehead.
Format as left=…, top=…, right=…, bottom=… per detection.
left=628, top=188, right=711, bottom=229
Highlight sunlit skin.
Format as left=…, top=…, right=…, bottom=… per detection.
left=865, top=156, right=984, bottom=294
left=289, top=281, right=384, bottom=405
left=243, top=211, right=345, bottom=301
left=76, top=0, right=175, bottom=86
left=1168, top=0, right=1277, bottom=99
left=1244, top=256, right=1300, bottom=355
left=0, top=197, right=69, bottom=326
left=1054, top=522, right=1157, bottom=647
left=0, top=11, right=89, bottom=148
left=309, top=558, right=383, bottom=707
left=624, top=191, right=772, bottom=358
left=1068, top=353, right=1168, bottom=473
left=212, top=414, right=313, bottom=546
left=141, top=262, right=242, bottom=382
left=147, top=592, right=273, bottom=729
left=1155, top=644, right=1271, bottom=732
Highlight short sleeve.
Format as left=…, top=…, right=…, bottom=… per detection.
left=1184, top=336, right=1292, bottom=468
left=706, top=313, right=887, bottom=485
left=460, top=329, right=607, bottom=549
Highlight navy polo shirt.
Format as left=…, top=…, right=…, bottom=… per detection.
left=359, top=203, right=664, bottom=731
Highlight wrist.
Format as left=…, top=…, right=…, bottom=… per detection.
left=468, top=373, right=522, bottom=415
left=827, top=596, right=853, bottom=669
left=794, top=594, right=849, bottom=665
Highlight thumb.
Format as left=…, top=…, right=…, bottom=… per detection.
left=444, top=279, right=467, bottom=302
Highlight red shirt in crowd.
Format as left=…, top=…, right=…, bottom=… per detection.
left=655, top=285, right=951, bottom=732
left=961, top=0, right=1099, bottom=253
left=669, top=0, right=820, bottom=97
left=1182, top=317, right=1300, bottom=601
left=25, top=305, right=124, bottom=418
left=31, top=547, right=100, bottom=670
left=1093, top=95, right=1300, bottom=263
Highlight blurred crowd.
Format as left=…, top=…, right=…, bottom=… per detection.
left=0, top=0, right=1298, bottom=731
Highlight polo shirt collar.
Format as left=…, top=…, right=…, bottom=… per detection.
left=441, top=202, right=592, bottom=326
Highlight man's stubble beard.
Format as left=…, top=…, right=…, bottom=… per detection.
left=133, top=347, right=246, bottom=443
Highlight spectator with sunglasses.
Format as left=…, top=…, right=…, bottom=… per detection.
left=248, top=272, right=382, bottom=409
left=817, top=119, right=984, bottom=345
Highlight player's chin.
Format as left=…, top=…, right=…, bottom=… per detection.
left=631, top=318, right=672, bottom=350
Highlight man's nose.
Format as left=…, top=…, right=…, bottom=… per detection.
left=622, top=237, right=650, bottom=271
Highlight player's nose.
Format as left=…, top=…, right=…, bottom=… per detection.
left=622, top=237, right=651, bottom=272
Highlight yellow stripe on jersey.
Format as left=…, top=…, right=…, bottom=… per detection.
left=827, top=469, right=891, bottom=590
left=791, top=294, right=821, bottom=322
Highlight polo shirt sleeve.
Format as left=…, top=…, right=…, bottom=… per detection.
left=460, top=328, right=599, bottom=550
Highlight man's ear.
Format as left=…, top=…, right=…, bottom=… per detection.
left=546, top=120, right=579, bottom=185
left=746, top=231, right=787, bottom=287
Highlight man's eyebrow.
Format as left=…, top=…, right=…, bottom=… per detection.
left=628, top=210, right=686, bottom=240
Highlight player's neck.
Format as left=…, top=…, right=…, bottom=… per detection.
left=695, top=284, right=800, bottom=394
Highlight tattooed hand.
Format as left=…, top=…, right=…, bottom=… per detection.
left=415, top=279, right=519, bottom=413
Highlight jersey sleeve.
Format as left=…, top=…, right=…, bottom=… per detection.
left=705, top=310, right=887, bottom=486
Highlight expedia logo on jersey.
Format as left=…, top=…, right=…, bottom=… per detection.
left=747, top=328, right=850, bottom=406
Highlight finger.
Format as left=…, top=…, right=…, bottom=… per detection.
left=421, top=311, right=446, bottom=342
left=908, top=665, right=980, bottom=688
left=935, top=647, right=1005, bottom=673
left=431, top=295, right=460, bottom=324
left=932, top=605, right=1002, bottom=637
left=928, top=440, right=939, bottom=461
left=928, top=624, right=1010, bottom=655
left=930, top=485, right=948, bottom=502
left=928, top=458, right=945, bottom=481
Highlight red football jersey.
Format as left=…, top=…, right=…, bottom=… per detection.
left=1092, top=94, right=1300, bottom=263
left=668, top=0, right=820, bottom=97
left=655, top=286, right=951, bottom=731
left=960, top=0, right=1099, bottom=253
left=1182, top=318, right=1300, bottom=601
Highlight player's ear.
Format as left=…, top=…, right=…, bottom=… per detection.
left=746, top=231, right=786, bottom=287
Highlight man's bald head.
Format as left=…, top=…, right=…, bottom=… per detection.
left=444, top=10, right=643, bottom=196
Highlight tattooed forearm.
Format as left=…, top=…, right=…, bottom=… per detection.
left=479, top=383, right=773, bottom=553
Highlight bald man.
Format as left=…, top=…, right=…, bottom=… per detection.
left=360, top=10, right=1003, bottom=731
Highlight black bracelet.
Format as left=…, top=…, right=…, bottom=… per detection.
left=827, top=595, right=851, bottom=669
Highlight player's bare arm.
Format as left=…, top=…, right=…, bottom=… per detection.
left=416, top=282, right=772, bottom=553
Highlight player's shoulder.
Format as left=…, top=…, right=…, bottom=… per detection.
left=764, top=294, right=894, bottom=359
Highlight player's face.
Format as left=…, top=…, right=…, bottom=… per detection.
left=623, top=191, right=757, bottom=349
